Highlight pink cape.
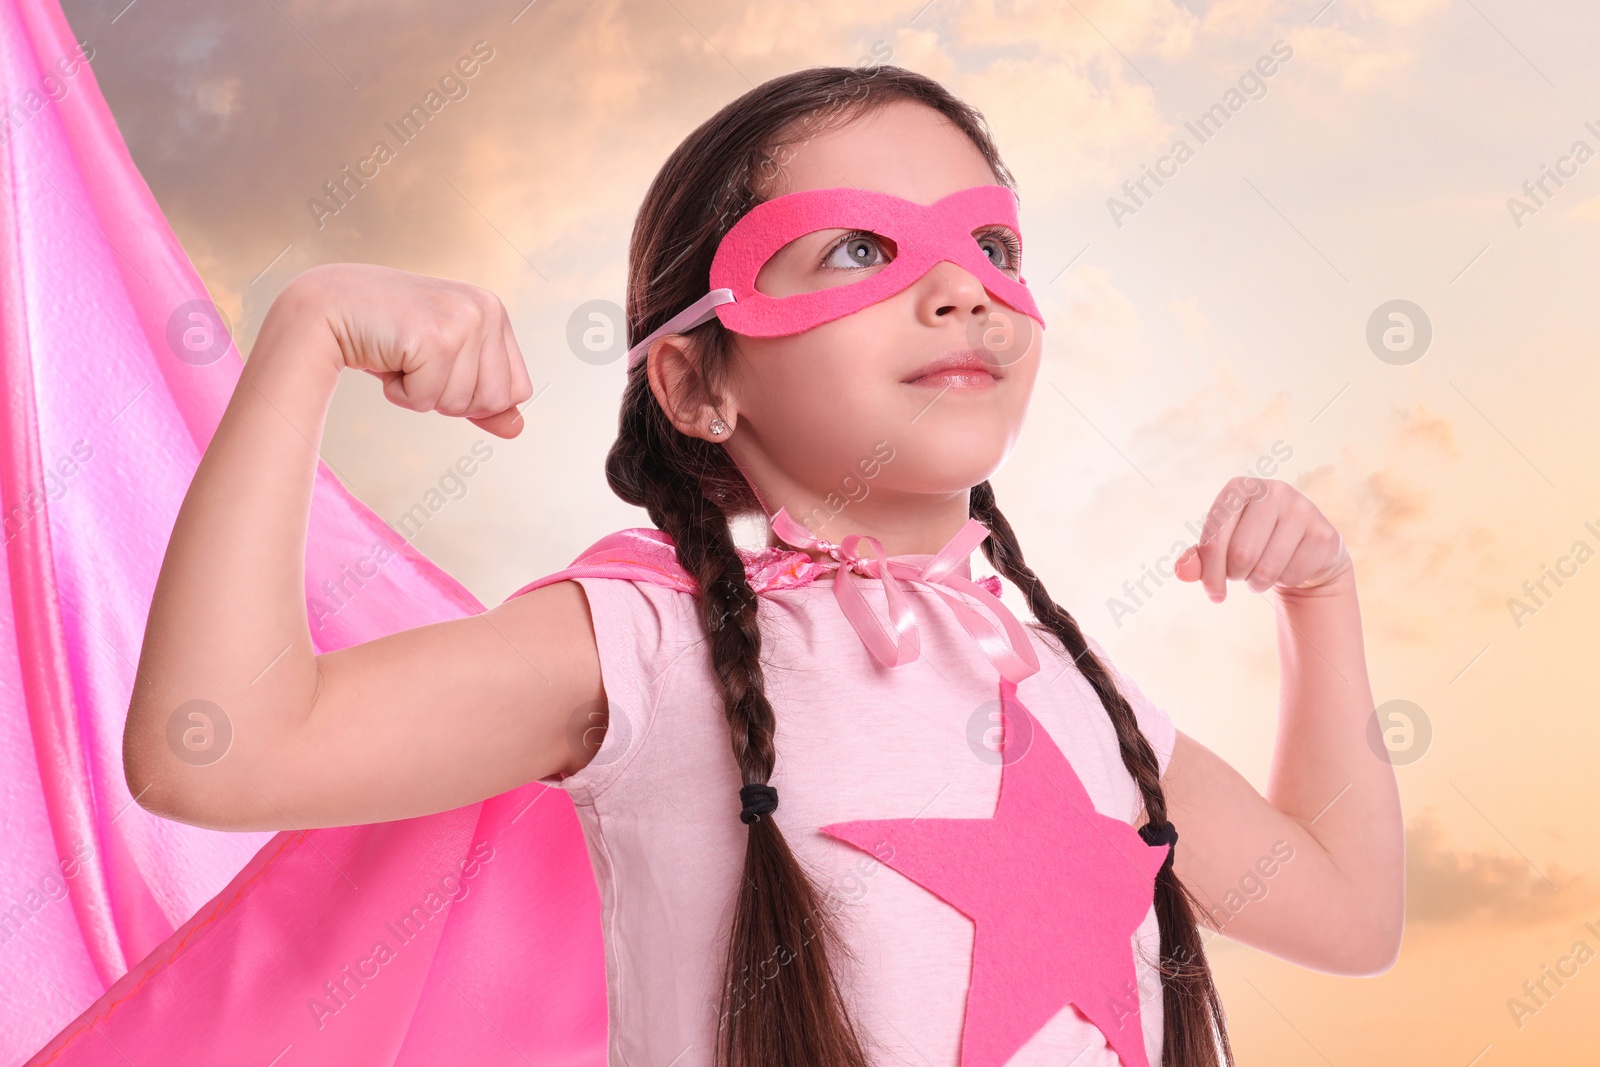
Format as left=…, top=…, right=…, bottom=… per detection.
left=0, top=1, right=721, bottom=1062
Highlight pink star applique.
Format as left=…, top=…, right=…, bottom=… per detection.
left=819, top=678, right=1169, bottom=1067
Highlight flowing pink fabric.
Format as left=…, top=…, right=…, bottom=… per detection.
left=2, top=1, right=609, bottom=1062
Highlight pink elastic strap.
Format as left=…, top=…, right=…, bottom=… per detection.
left=625, top=287, right=735, bottom=367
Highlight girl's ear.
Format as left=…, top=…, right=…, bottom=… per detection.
left=645, top=334, right=738, bottom=442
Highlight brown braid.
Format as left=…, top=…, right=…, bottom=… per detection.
left=608, top=384, right=873, bottom=1064
left=970, top=479, right=1234, bottom=1066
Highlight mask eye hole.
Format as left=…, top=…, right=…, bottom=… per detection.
left=974, top=225, right=1022, bottom=275
left=821, top=230, right=897, bottom=272
left=753, top=228, right=899, bottom=298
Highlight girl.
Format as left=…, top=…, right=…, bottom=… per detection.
left=125, top=66, right=1402, bottom=1067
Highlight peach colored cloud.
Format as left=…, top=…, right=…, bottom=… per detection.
left=1406, top=809, right=1600, bottom=929
left=1291, top=413, right=1502, bottom=646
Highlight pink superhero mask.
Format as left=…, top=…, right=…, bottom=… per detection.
left=626, top=183, right=1047, bottom=366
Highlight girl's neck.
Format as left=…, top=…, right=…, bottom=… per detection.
left=759, top=499, right=978, bottom=563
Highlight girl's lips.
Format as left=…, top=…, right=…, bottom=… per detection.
left=904, top=368, right=999, bottom=389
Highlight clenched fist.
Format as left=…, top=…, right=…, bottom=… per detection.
left=289, top=262, right=534, bottom=438
left=1174, top=477, right=1352, bottom=600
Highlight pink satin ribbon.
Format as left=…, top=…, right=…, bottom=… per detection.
left=769, top=507, right=1042, bottom=685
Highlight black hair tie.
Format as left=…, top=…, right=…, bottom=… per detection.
left=1138, top=820, right=1178, bottom=873
left=739, top=783, right=779, bottom=825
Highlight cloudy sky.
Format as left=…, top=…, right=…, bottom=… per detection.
left=57, top=0, right=1600, bottom=1061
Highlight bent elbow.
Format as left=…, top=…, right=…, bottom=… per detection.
left=121, top=703, right=220, bottom=828
left=1369, top=942, right=1402, bottom=977
left=122, top=749, right=190, bottom=826
left=1364, top=911, right=1405, bottom=975
left=1315, top=854, right=1405, bottom=976
left=1324, top=901, right=1405, bottom=977
left=122, top=715, right=164, bottom=815
left=1341, top=929, right=1402, bottom=977
left=1361, top=883, right=1406, bottom=975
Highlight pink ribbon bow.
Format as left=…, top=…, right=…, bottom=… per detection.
left=769, top=507, right=1042, bottom=685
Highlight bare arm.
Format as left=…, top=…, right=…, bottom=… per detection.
left=1160, top=480, right=1404, bottom=975
left=123, top=265, right=604, bottom=831
left=1164, top=569, right=1403, bottom=974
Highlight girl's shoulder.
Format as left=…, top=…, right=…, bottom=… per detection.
left=500, top=528, right=838, bottom=702
left=518, top=529, right=832, bottom=804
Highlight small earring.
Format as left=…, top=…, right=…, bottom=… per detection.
left=709, top=417, right=728, bottom=436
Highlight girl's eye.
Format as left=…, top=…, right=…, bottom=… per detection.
left=976, top=227, right=1022, bottom=274
left=822, top=231, right=892, bottom=271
